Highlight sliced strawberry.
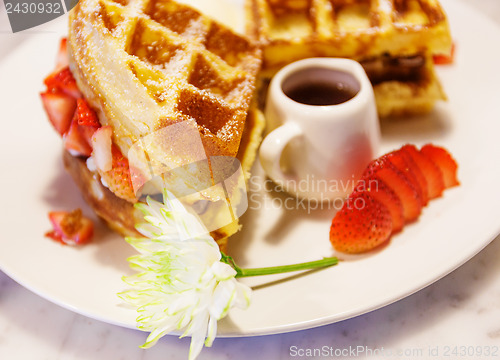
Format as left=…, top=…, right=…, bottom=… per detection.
left=357, top=177, right=405, bottom=233
left=362, top=157, right=422, bottom=222
left=45, top=230, right=65, bottom=244
left=420, top=144, right=460, bottom=188
left=76, top=98, right=100, bottom=127
left=433, top=43, right=455, bottom=65
left=100, top=145, right=137, bottom=202
left=328, top=143, right=460, bottom=254
left=79, top=124, right=99, bottom=148
left=402, top=144, right=445, bottom=199
left=129, top=164, right=150, bottom=196
left=403, top=152, right=429, bottom=205
left=64, top=117, right=93, bottom=157
left=386, top=150, right=429, bottom=205
left=330, top=191, right=393, bottom=254
left=55, top=38, right=69, bottom=69
left=44, top=67, right=81, bottom=99
left=46, top=209, right=94, bottom=245
left=40, top=91, right=77, bottom=135
left=74, top=98, right=101, bottom=148
left=92, top=126, right=113, bottom=172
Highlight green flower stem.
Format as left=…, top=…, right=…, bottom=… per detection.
left=221, top=253, right=338, bottom=278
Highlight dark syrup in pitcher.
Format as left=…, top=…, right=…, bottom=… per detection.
left=285, top=82, right=357, bottom=106
left=282, top=67, right=360, bottom=106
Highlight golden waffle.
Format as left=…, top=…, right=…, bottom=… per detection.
left=247, top=0, right=452, bottom=70
left=372, top=53, right=446, bottom=117
left=66, top=0, right=264, bottom=246
left=69, top=0, right=261, bottom=164
left=247, top=0, right=452, bottom=116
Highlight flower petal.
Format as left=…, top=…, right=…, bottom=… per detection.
left=211, top=261, right=237, bottom=281
left=233, top=281, right=252, bottom=310
left=205, top=315, right=218, bottom=347
left=140, top=320, right=177, bottom=349
left=121, top=186, right=253, bottom=360
left=210, top=280, right=236, bottom=320
left=186, top=312, right=209, bottom=360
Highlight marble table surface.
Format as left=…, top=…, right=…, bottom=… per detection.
left=1, top=0, right=500, bottom=359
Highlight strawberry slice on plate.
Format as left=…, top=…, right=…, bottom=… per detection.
left=362, top=157, right=423, bottom=222
left=402, top=144, right=445, bottom=199
left=386, top=149, right=429, bottom=206
left=329, top=143, right=459, bottom=254
left=330, top=191, right=393, bottom=254
left=40, top=91, right=76, bottom=136
left=46, top=209, right=94, bottom=245
left=421, top=144, right=460, bottom=188
left=359, top=178, right=405, bottom=233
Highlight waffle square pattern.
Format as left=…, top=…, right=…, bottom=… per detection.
left=247, top=0, right=452, bottom=71
left=69, top=0, right=262, bottom=159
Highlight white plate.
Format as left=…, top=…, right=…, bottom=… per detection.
left=1, top=0, right=500, bottom=337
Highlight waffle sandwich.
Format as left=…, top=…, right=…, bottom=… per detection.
left=62, top=106, right=264, bottom=251
left=42, top=0, right=264, bottom=250
left=246, top=0, right=453, bottom=117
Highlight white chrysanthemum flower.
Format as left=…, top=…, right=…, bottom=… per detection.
left=119, top=190, right=252, bottom=360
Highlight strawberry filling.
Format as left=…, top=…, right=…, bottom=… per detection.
left=41, top=37, right=136, bottom=202
left=433, top=43, right=456, bottom=65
